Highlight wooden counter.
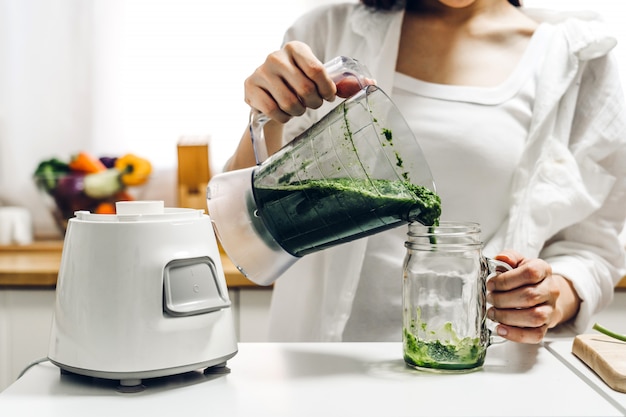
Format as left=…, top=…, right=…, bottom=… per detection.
left=0, top=240, right=261, bottom=288
left=2, top=241, right=625, bottom=289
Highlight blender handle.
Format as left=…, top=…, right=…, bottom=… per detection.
left=249, top=56, right=372, bottom=165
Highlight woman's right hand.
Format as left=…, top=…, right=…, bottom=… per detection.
left=228, top=42, right=369, bottom=171
left=244, top=41, right=351, bottom=124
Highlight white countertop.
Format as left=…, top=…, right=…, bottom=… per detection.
left=1, top=341, right=624, bottom=417
left=547, top=339, right=626, bottom=415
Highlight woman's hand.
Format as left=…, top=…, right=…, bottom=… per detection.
left=244, top=41, right=338, bottom=124
left=486, top=249, right=581, bottom=344
left=229, top=41, right=372, bottom=170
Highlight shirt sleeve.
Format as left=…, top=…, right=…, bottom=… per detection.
left=542, top=51, right=626, bottom=333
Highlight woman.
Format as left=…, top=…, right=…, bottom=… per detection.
left=226, top=0, right=626, bottom=344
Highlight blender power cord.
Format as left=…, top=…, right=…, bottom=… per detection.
left=18, top=357, right=49, bottom=379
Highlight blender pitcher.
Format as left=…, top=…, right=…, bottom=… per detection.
left=207, top=57, right=439, bottom=285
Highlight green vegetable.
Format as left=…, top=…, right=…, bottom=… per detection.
left=83, top=168, right=123, bottom=199
left=592, top=323, right=626, bottom=342
left=34, top=158, right=71, bottom=191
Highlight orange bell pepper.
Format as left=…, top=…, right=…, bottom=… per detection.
left=94, top=202, right=116, bottom=214
left=69, top=152, right=107, bottom=174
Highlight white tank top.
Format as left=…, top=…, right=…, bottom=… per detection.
left=342, top=23, right=555, bottom=341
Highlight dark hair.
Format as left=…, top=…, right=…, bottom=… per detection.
left=360, top=0, right=521, bottom=10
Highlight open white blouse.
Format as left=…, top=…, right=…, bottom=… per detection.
left=259, top=4, right=626, bottom=341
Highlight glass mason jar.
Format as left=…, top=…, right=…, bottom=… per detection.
left=402, top=221, right=509, bottom=372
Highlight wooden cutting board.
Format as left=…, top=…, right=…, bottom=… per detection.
left=572, top=333, right=626, bottom=393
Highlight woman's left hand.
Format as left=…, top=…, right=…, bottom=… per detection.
left=486, top=249, right=581, bottom=344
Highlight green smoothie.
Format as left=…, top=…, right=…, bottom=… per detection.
left=252, top=177, right=441, bottom=257
left=403, top=322, right=486, bottom=371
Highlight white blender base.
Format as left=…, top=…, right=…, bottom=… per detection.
left=49, top=350, right=237, bottom=392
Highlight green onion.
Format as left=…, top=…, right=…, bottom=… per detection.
left=592, top=323, right=626, bottom=342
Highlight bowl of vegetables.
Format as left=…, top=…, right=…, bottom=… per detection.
left=34, top=151, right=152, bottom=234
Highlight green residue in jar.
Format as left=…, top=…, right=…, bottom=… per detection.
left=396, top=154, right=404, bottom=169
left=382, top=128, right=393, bottom=143
left=378, top=127, right=406, bottom=175
left=403, top=321, right=485, bottom=371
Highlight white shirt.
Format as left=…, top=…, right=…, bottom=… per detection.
left=263, top=4, right=626, bottom=341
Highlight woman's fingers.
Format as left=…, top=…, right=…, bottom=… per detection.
left=487, top=258, right=552, bottom=292
left=286, top=43, right=336, bottom=102
left=244, top=41, right=338, bottom=123
left=488, top=301, right=553, bottom=328
left=492, top=323, right=548, bottom=344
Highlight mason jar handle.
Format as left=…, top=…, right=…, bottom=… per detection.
left=487, top=258, right=513, bottom=278
left=486, top=258, right=513, bottom=345
left=249, top=56, right=372, bottom=165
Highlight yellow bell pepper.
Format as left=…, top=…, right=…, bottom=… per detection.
left=114, top=154, right=152, bottom=186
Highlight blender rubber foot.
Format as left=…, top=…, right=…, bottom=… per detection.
left=117, top=379, right=145, bottom=393
left=204, top=362, right=231, bottom=375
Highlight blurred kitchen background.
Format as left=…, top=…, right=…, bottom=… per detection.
left=1, top=0, right=624, bottom=239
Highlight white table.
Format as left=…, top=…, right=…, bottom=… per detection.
left=0, top=342, right=623, bottom=417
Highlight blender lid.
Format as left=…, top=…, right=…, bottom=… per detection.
left=72, top=201, right=204, bottom=223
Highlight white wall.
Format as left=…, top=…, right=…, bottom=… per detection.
left=89, top=0, right=343, bottom=172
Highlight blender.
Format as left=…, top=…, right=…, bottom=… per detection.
left=48, top=201, right=238, bottom=390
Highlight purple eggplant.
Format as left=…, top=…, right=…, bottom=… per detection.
left=51, top=173, right=92, bottom=214
left=99, top=156, right=118, bottom=169
left=53, top=173, right=86, bottom=198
